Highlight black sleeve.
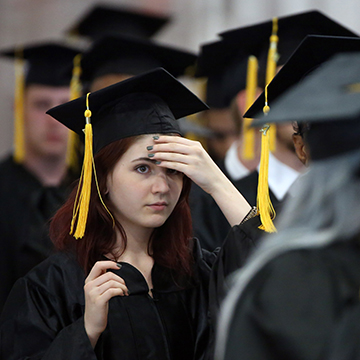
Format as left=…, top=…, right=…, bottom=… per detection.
left=208, top=216, right=264, bottom=327
left=189, top=184, right=231, bottom=252
left=0, top=277, right=96, bottom=360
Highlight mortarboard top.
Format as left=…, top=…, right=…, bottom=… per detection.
left=219, top=9, right=359, bottom=67
left=195, top=39, right=257, bottom=108
left=47, top=67, right=209, bottom=155
left=0, top=42, right=81, bottom=86
left=249, top=52, right=360, bottom=160
left=65, top=4, right=170, bottom=40
left=245, top=35, right=360, bottom=119
left=80, top=34, right=197, bottom=85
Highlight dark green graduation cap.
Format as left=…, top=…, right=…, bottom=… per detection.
left=65, top=3, right=170, bottom=40
left=80, top=34, right=197, bottom=85
left=249, top=51, right=360, bottom=160
left=219, top=9, right=358, bottom=67
left=47, top=67, right=208, bottom=154
left=0, top=42, right=81, bottom=86
left=46, top=67, right=208, bottom=239
left=245, top=35, right=360, bottom=119
left=195, top=39, right=256, bottom=108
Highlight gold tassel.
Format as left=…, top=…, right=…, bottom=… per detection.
left=265, top=17, right=279, bottom=152
left=242, top=56, right=258, bottom=160
left=70, top=93, right=93, bottom=239
left=257, top=124, right=277, bottom=232
left=13, top=48, right=25, bottom=164
left=66, top=54, right=82, bottom=172
left=254, top=17, right=280, bottom=233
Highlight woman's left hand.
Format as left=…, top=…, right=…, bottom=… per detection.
left=147, top=135, right=252, bottom=226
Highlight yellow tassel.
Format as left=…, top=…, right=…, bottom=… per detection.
left=254, top=18, right=279, bottom=233
left=257, top=124, right=277, bottom=232
left=265, top=17, right=279, bottom=152
left=66, top=54, right=82, bottom=172
left=13, top=48, right=25, bottom=164
left=70, top=93, right=93, bottom=239
left=242, top=56, right=258, bottom=160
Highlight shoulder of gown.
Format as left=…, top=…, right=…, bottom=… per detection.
left=0, top=251, right=97, bottom=360
left=223, top=239, right=360, bottom=360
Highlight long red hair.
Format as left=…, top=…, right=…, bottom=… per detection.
left=50, top=136, right=194, bottom=276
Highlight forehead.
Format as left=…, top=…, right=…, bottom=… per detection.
left=25, top=84, right=70, bottom=97
left=121, top=134, right=158, bottom=160
left=123, top=133, right=181, bottom=159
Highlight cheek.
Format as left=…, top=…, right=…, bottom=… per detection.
left=108, top=174, right=139, bottom=202
left=171, top=177, right=184, bottom=201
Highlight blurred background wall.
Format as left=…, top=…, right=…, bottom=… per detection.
left=0, top=0, right=359, bottom=158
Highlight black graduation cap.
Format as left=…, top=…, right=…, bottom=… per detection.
left=219, top=9, right=359, bottom=66
left=80, top=35, right=197, bottom=85
left=0, top=42, right=81, bottom=86
left=245, top=35, right=360, bottom=119
left=47, top=67, right=208, bottom=155
left=250, top=52, right=360, bottom=160
left=65, top=4, right=170, bottom=40
left=195, top=39, right=259, bottom=108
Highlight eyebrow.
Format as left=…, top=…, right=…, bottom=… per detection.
left=131, top=157, right=157, bottom=163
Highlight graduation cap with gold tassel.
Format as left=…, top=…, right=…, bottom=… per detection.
left=220, top=9, right=360, bottom=233
left=246, top=35, right=360, bottom=233
left=46, top=67, right=208, bottom=239
left=0, top=42, right=82, bottom=164
left=250, top=51, right=360, bottom=161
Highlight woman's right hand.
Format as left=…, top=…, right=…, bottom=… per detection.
left=84, top=261, right=129, bottom=348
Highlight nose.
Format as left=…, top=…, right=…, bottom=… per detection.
left=152, top=171, right=170, bottom=194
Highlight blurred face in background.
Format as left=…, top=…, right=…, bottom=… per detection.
left=202, top=108, right=237, bottom=162
left=23, top=84, right=70, bottom=161
left=89, top=73, right=132, bottom=92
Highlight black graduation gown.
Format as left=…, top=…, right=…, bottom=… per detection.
left=324, top=303, right=360, bottom=360
left=0, top=239, right=217, bottom=360
left=222, top=239, right=360, bottom=360
left=190, top=170, right=280, bottom=251
left=205, top=216, right=264, bottom=360
left=0, top=156, right=75, bottom=312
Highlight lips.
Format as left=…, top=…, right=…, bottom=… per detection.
left=148, top=202, right=168, bottom=211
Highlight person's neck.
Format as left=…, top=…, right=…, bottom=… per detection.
left=272, top=141, right=305, bottom=172
left=115, top=225, right=153, bottom=261
left=23, top=154, right=68, bottom=187
left=236, top=146, right=260, bottom=171
left=236, top=136, right=261, bottom=171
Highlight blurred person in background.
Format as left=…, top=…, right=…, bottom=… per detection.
left=0, top=42, right=82, bottom=312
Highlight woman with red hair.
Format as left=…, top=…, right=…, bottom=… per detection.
left=0, top=68, right=252, bottom=360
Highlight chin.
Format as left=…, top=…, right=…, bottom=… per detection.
left=145, top=216, right=169, bottom=229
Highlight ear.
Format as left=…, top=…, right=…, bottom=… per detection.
left=292, top=134, right=308, bottom=166
left=234, top=89, right=248, bottom=116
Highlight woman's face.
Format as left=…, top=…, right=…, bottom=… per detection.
left=106, top=134, right=184, bottom=234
